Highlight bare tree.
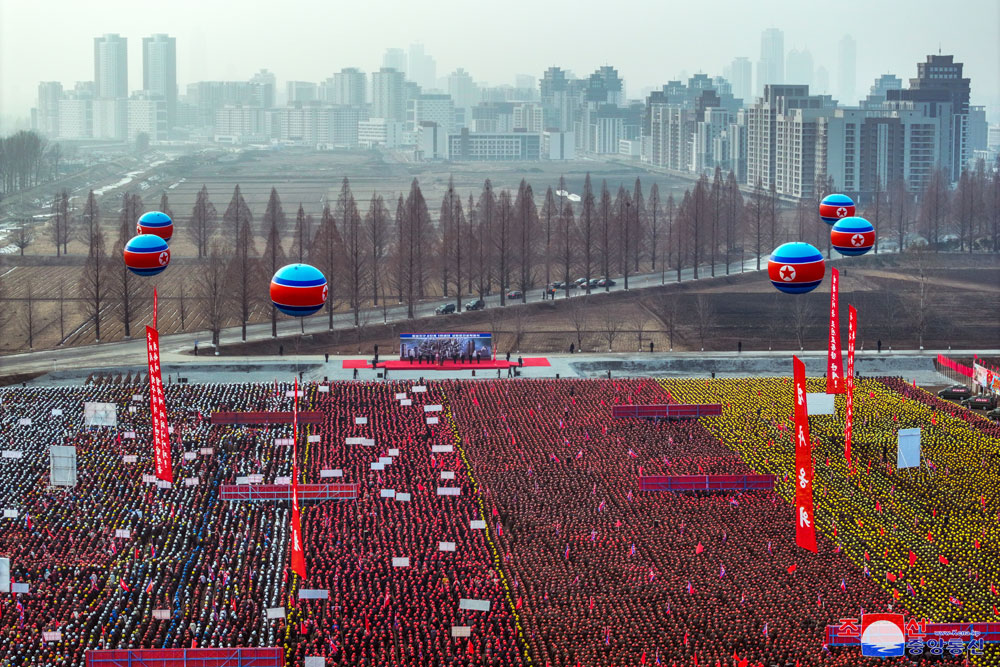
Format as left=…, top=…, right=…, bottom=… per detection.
left=658, top=293, right=679, bottom=351
left=78, top=227, right=109, bottom=342
left=158, top=191, right=175, bottom=225
left=710, top=167, right=723, bottom=277
left=365, top=192, right=390, bottom=306
left=513, top=179, right=538, bottom=302
left=177, top=281, right=187, bottom=331
left=889, top=178, right=911, bottom=252
left=342, top=185, right=366, bottom=326
left=407, top=179, right=432, bottom=303
left=649, top=183, right=660, bottom=274
left=111, top=193, right=146, bottom=338
left=675, top=190, right=690, bottom=283
left=261, top=187, right=287, bottom=337
left=724, top=171, right=743, bottom=274
left=919, top=167, right=951, bottom=249
left=311, top=203, right=343, bottom=329
left=12, top=220, right=33, bottom=256
left=510, top=307, right=528, bottom=352
left=20, top=284, right=36, bottom=350
left=747, top=178, right=767, bottom=271
left=291, top=204, right=312, bottom=262
left=992, top=156, right=1000, bottom=252
left=223, top=185, right=257, bottom=341
left=439, top=179, right=455, bottom=298
left=201, top=242, right=229, bottom=348
left=57, top=280, right=66, bottom=344
left=445, top=189, right=466, bottom=310
left=476, top=180, right=496, bottom=297
left=599, top=306, right=622, bottom=351
left=541, top=184, right=558, bottom=290
left=632, top=177, right=645, bottom=273
left=689, top=175, right=710, bottom=279
left=567, top=296, right=588, bottom=350
left=557, top=201, right=576, bottom=299
left=495, top=188, right=513, bottom=306
left=188, top=185, right=218, bottom=259
left=50, top=190, right=69, bottom=257
left=579, top=174, right=596, bottom=294
left=790, top=296, right=813, bottom=350
left=628, top=307, right=649, bottom=351
left=77, top=190, right=100, bottom=251
left=664, top=194, right=674, bottom=283
left=598, top=181, right=613, bottom=290
left=693, top=294, right=715, bottom=351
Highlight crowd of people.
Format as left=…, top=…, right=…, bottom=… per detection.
left=0, top=374, right=995, bottom=666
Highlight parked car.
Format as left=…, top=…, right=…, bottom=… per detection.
left=574, top=278, right=588, bottom=286
left=597, top=278, right=616, bottom=287
left=551, top=281, right=565, bottom=289
left=587, top=279, right=600, bottom=288
left=506, top=290, right=523, bottom=299
left=961, top=395, right=997, bottom=410
left=435, top=303, right=456, bottom=315
left=986, top=407, right=1000, bottom=421
left=937, top=385, right=972, bottom=400
left=465, top=299, right=485, bottom=311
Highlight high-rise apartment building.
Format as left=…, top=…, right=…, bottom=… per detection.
left=408, top=44, right=436, bottom=90
left=756, top=29, right=784, bottom=94
left=372, top=68, right=406, bottom=122
left=142, top=34, right=177, bottom=129
left=94, top=34, right=128, bottom=99
left=725, top=57, right=753, bottom=102
left=128, top=91, right=167, bottom=142
left=447, top=69, right=480, bottom=116
left=382, top=48, right=407, bottom=74
left=35, top=82, right=63, bottom=136
left=838, top=35, right=857, bottom=105
left=407, top=94, right=453, bottom=133
left=863, top=74, right=903, bottom=107
left=785, top=48, right=813, bottom=87
left=286, top=81, right=318, bottom=103
left=330, top=68, right=367, bottom=106
left=249, top=70, right=276, bottom=108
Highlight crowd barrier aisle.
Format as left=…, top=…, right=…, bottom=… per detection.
left=612, top=404, right=723, bottom=419
left=86, top=648, right=285, bottom=667
left=210, top=411, right=323, bottom=425
left=639, top=474, right=776, bottom=492
left=220, top=483, right=359, bottom=501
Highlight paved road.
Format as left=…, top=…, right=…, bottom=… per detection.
left=0, top=258, right=768, bottom=377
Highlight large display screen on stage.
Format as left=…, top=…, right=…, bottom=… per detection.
left=399, top=333, right=492, bottom=360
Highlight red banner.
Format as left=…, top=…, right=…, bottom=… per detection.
left=145, top=326, right=172, bottom=483
left=826, top=268, right=845, bottom=394
left=793, top=355, right=817, bottom=553
left=937, top=354, right=974, bottom=378
left=845, top=306, right=857, bottom=470
left=290, top=379, right=307, bottom=580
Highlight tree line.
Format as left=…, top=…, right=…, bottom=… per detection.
left=4, top=157, right=1000, bottom=351
left=0, top=130, right=62, bottom=196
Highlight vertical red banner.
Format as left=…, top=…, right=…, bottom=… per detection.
left=792, top=356, right=818, bottom=553
left=845, top=305, right=857, bottom=471
left=826, top=268, right=844, bottom=394
left=290, top=379, right=307, bottom=580
left=145, top=326, right=172, bottom=483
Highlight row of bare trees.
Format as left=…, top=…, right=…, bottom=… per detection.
left=0, top=130, right=61, bottom=195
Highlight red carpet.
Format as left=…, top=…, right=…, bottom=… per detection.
left=342, top=358, right=550, bottom=370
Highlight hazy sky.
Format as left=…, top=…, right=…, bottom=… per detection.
left=1, top=0, right=998, bottom=121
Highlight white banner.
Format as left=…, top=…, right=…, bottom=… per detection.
left=437, top=487, right=461, bottom=496
left=307, top=435, right=321, bottom=443
left=370, top=462, right=384, bottom=471
left=363, top=438, right=375, bottom=446
left=439, top=541, right=456, bottom=552
left=388, top=448, right=400, bottom=456
left=266, top=607, right=286, bottom=619
left=412, top=385, right=426, bottom=393
left=275, top=476, right=291, bottom=485
left=298, top=589, right=329, bottom=600
left=395, top=393, right=407, bottom=400
left=317, top=385, right=330, bottom=393
left=395, top=492, right=411, bottom=502
left=470, top=520, right=486, bottom=529
left=431, top=444, right=452, bottom=453
left=11, top=582, right=28, bottom=593
left=50, top=445, right=77, bottom=487
left=132, top=394, right=144, bottom=402
left=320, top=469, right=341, bottom=478
left=378, top=457, right=393, bottom=465
left=17, top=418, right=31, bottom=426
left=897, top=428, right=922, bottom=469
left=0, top=557, right=8, bottom=593
left=3, top=509, right=17, bottom=518
left=451, top=626, right=471, bottom=637
left=156, top=480, right=172, bottom=489
left=285, top=390, right=303, bottom=397
left=200, top=448, right=213, bottom=455
left=184, top=477, right=199, bottom=487
left=142, top=474, right=157, bottom=483
left=152, top=609, right=171, bottom=620
left=123, top=455, right=138, bottom=463
left=304, top=658, right=325, bottom=667
left=42, top=631, right=62, bottom=642
left=183, top=452, right=196, bottom=460
left=273, top=438, right=293, bottom=446
left=345, top=437, right=366, bottom=445
left=806, top=393, right=835, bottom=416
left=123, top=431, right=136, bottom=439
left=459, top=598, right=491, bottom=612
left=392, top=557, right=410, bottom=567
left=424, top=404, right=443, bottom=412
left=248, top=474, right=263, bottom=484
left=401, top=399, right=412, bottom=406
left=380, top=489, right=396, bottom=498
left=114, top=529, right=131, bottom=538
left=1, top=451, right=23, bottom=459
left=426, top=417, right=439, bottom=425
left=50, top=409, right=63, bottom=416
left=355, top=417, right=368, bottom=425
left=441, top=471, right=455, bottom=480
left=84, top=402, right=117, bottom=427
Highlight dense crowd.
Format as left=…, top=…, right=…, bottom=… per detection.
left=0, top=375, right=995, bottom=666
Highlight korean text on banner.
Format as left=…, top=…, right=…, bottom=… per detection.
left=826, top=267, right=845, bottom=394
left=145, top=326, right=172, bottom=483
left=845, top=305, right=857, bottom=469
left=792, top=356, right=818, bottom=553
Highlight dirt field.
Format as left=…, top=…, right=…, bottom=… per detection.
left=214, top=252, right=1000, bottom=357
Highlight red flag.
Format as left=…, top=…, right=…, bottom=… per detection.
left=787, top=564, right=797, bottom=574
left=792, top=356, right=817, bottom=553
left=290, top=378, right=307, bottom=580
left=825, top=268, right=845, bottom=394
left=886, top=572, right=897, bottom=582
left=695, top=542, right=704, bottom=554
left=119, top=578, right=130, bottom=592
left=467, top=639, right=475, bottom=656
left=844, top=306, right=857, bottom=469
left=908, top=551, right=917, bottom=567
left=938, top=555, right=949, bottom=565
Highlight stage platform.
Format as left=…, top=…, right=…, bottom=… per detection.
left=343, top=358, right=551, bottom=371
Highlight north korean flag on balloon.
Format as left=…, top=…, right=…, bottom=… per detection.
left=145, top=326, right=173, bottom=483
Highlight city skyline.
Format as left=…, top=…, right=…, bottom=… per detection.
left=1, top=0, right=998, bottom=127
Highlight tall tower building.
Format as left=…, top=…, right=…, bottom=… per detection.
left=94, top=34, right=128, bottom=99
left=408, top=44, right=436, bottom=90
left=785, top=48, right=813, bottom=87
left=142, top=34, right=177, bottom=129
left=726, top=57, right=753, bottom=102
left=332, top=68, right=367, bottom=106
left=372, top=68, right=406, bottom=121
left=838, top=35, right=857, bottom=105
left=756, top=28, right=784, bottom=94
left=383, top=48, right=407, bottom=75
